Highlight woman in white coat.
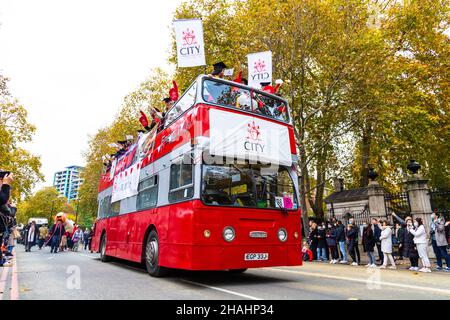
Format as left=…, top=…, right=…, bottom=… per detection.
left=379, top=221, right=396, bottom=269
left=409, top=217, right=431, bottom=273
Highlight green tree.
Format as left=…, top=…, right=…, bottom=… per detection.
left=16, top=187, right=72, bottom=224
left=0, top=74, right=43, bottom=200
left=78, top=68, right=171, bottom=220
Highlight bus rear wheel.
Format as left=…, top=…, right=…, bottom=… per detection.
left=100, top=233, right=112, bottom=262
left=145, top=230, right=168, bottom=277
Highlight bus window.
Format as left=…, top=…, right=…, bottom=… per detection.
left=169, top=162, right=194, bottom=202
left=110, top=200, right=120, bottom=217
left=203, top=80, right=252, bottom=110
left=166, top=82, right=197, bottom=125
left=202, top=163, right=297, bottom=210
left=253, top=92, right=288, bottom=122
left=136, top=175, right=158, bottom=210
left=99, top=195, right=111, bottom=219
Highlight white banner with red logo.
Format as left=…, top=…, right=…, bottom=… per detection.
left=111, top=162, right=141, bottom=202
left=173, top=19, right=206, bottom=68
left=247, top=51, right=272, bottom=88
left=209, top=109, right=291, bottom=166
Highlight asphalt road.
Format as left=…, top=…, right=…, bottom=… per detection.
left=1, top=244, right=449, bottom=300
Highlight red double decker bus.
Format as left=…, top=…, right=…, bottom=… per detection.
left=91, top=75, right=302, bottom=276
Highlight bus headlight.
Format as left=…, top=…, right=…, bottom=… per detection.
left=223, top=227, right=235, bottom=242
left=278, top=228, right=287, bottom=242
left=204, top=230, right=211, bottom=238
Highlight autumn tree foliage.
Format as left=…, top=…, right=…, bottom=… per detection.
left=0, top=74, right=43, bottom=201
left=78, top=0, right=448, bottom=223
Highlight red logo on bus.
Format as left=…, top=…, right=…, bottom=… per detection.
left=182, top=29, right=197, bottom=46
left=253, top=59, right=266, bottom=73
left=247, top=121, right=261, bottom=141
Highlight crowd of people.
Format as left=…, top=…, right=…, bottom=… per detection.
left=0, top=172, right=16, bottom=267
left=303, top=212, right=450, bottom=273
left=22, top=220, right=93, bottom=254
left=0, top=169, right=96, bottom=266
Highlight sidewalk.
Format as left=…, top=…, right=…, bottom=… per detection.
left=311, top=247, right=449, bottom=272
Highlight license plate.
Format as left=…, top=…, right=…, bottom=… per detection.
left=244, top=253, right=269, bottom=261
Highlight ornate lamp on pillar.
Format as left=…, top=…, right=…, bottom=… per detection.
left=407, top=159, right=421, bottom=175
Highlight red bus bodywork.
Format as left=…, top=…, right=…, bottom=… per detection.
left=92, top=76, right=302, bottom=272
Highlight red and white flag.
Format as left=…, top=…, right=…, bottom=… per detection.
left=247, top=51, right=272, bottom=88
left=173, top=19, right=206, bottom=68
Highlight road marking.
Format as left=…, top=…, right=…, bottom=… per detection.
left=47, top=257, right=54, bottom=260
left=79, top=253, right=96, bottom=259
left=265, top=268, right=450, bottom=296
left=180, top=279, right=263, bottom=300
left=0, top=263, right=10, bottom=300
left=10, top=253, right=19, bottom=300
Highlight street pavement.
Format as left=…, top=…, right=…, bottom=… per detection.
left=1, top=244, right=449, bottom=300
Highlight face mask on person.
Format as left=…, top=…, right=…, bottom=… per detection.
left=431, top=214, right=436, bottom=220
left=328, top=225, right=332, bottom=229
left=414, top=222, right=419, bottom=228
left=363, top=224, right=368, bottom=228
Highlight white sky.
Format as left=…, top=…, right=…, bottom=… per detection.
left=0, top=0, right=181, bottom=190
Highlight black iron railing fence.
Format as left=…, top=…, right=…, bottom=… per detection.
left=430, top=189, right=450, bottom=221
left=327, top=204, right=370, bottom=226
left=384, top=192, right=411, bottom=222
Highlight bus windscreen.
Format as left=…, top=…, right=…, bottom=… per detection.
left=202, top=163, right=297, bottom=210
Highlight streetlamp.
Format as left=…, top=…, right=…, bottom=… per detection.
left=75, top=199, right=79, bottom=224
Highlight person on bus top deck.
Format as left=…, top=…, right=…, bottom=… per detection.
left=146, top=107, right=164, bottom=133
left=211, top=61, right=227, bottom=79
left=114, top=140, right=128, bottom=158
left=236, top=78, right=256, bottom=111
left=204, top=61, right=229, bottom=104
left=163, top=97, right=174, bottom=110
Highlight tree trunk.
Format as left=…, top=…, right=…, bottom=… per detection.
left=360, top=122, right=372, bottom=187
left=299, top=145, right=310, bottom=238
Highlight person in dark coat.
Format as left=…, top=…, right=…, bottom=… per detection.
left=335, top=221, right=348, bottom=263
left=371, top=218, right=384, bottom=265
left=48, top=221, right=65, bottom=253
left=24, top=221, right=38, bottom=252
left=326, top=222, right=338, bottom=263
left=346, top=224, right=360, bottom=265
left=316, top=224, right=327, bottom=261
left=308, top=222, right=318, bottom=260
left=395, top=223, right=405, bottom=260
left=391, top=213, right=419, bottom=271
left=0, top=173, right=13, bottom=206
left=362, top=222, right=376, bottom=267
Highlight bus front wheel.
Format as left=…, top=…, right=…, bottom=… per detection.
left=145, top=230, right=168, bottom=277
left=229, top=269, right=247, bottom=274
left=100, top=233, right=112, bottom=262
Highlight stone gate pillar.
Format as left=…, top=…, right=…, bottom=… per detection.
left=405, top=160, right=433, bottom=228
left=366, top=169, right=387, bottom=220
left=405, top=160, right=434, bottom=257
